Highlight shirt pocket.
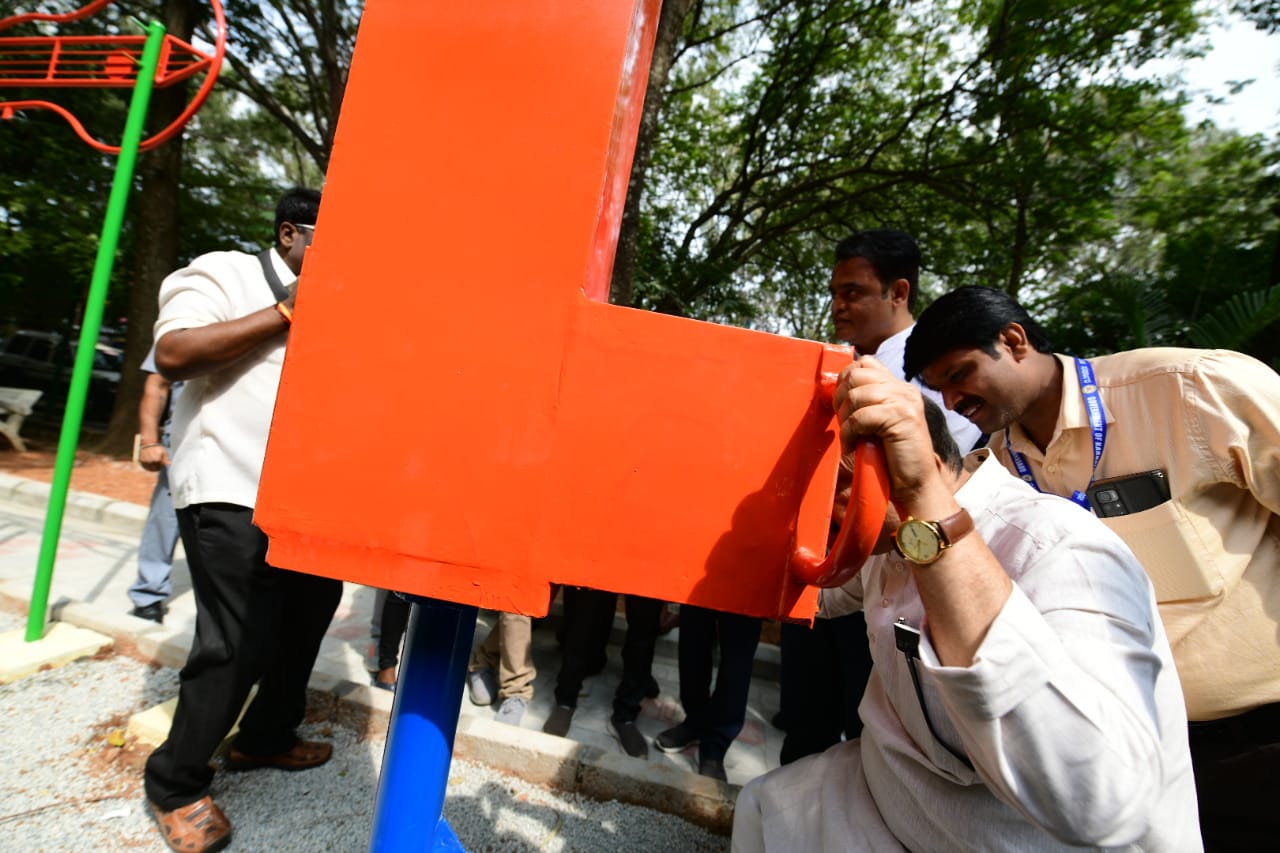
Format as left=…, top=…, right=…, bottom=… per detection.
left=1100, top=500, right=1224, bottom=602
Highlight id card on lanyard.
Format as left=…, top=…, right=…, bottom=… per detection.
left=1006, top=357, right=1106, bottom=511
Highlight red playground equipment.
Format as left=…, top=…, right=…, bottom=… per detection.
left=253, top=3, right=888, bottom=846
left=0, top=0, right=224, bottom=153
left=255, top=2, right=889, bottom=622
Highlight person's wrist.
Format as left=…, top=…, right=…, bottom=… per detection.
left=893, top=476, right=958, bottom=522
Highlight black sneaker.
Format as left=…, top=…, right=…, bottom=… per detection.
left=698, top=757, right=728, bottom=782
left=130, top=602, right=165, bottom=624
left=609, top=718, right=649, bottom=759
left=654, top=723, right=700, bottom=753
left=542, top=705, right=575, bottom=737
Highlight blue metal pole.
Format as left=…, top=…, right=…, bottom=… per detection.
left=369, top=597, right=477, bottom=852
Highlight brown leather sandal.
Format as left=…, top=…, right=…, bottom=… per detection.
left=225, top=738, right=333, bottom=772
left=149, top=796, right=231, bottom=853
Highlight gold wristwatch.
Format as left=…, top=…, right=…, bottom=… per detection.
left=892, top=508, right=974, bottom=565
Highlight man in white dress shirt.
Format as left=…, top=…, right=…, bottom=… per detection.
left=733, top=359, right=1199, bottom=852
left=829, top=229, right=981, bottom=452
left=775, top=230, right=984, bottom=765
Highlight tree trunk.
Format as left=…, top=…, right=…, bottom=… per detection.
left=97, top=0, right=200, bottom=456
left=609, top=0, right=695, bottom=308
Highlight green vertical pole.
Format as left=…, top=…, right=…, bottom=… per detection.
left=25, top=20, right=168, bottom=642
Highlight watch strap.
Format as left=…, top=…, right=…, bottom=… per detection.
left=935, top=508, right=974, bottom=549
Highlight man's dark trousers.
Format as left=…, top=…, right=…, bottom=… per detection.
left=778, top=611, right=871, bottom=765
left=144, top=503, right=343, bottom=810
left=1188, top=702, right=1280, bottom=851
left=552, top=587, right=661, bottom=722
left=677, top=604, right=762, bottom=762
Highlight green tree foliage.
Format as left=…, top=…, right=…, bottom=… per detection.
left=205, top=0, right=364, bottom=174
left=0, top=3, right=136, bottom=335
left=1039, top=125, right=1280, bottom=365
left=630, top=0, right=1208, bottom=340
left=177, top=86, right=295, bottom=254
left=1235, top=0, right=1280, bottom=32
left=0, top=94, right=126, bottom=333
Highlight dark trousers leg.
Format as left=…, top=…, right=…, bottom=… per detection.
left=778, top=612, right=871, bottom=765
left=145, top=504, right=273, bottom=810
left=833, top=611, right=871, bottom=739
left=375, top=592, right=412, bottom=671
left=612, top=595, right=662, bottom=723
left=676, top=604, right=716, bottom=721
left=779, top=619, right=841, bottom=764
left=1189, top=715, right=1280, bottom=851
left=234, top=566, right=343, bottom=755
left=552, top=587, right=616, bottom=708
left=679, top=606, right=761, bottom=762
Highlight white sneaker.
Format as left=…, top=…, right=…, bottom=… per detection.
left=467, top=669, right=498, bottom=706
left=495, top=696, right=527, bottom=727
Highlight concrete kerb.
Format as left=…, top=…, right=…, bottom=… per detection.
left=453, top=710, right=737, bottom=834
left=0, top=472, right=149, bottom=537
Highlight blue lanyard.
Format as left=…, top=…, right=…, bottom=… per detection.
left=1006, top=357, right=1106, bottom=510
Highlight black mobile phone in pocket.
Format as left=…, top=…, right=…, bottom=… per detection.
left=1087, top=470, right=1171, bottom=518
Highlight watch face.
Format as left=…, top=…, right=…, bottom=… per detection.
left=899, top=519, right=941, bottom=562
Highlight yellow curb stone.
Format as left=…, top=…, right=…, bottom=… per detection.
left=0, top=622, right=113, bottom=684
left=128, top=684, right=259, bottom=748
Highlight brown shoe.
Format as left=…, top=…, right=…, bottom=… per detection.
left=149, top=796, right=231, bottom=853
left=225, top=739, right=332, bottom=772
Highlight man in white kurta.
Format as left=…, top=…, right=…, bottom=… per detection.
left=732, top=359, right=1199, bottom=852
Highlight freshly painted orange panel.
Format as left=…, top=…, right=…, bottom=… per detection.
left=255, top=0, right=881, bottom=622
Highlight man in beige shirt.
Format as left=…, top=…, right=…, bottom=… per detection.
left=902, top=285, right=1280, bottom=850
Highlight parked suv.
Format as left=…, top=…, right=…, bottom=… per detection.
left=0, top=330, right=122, bottom=424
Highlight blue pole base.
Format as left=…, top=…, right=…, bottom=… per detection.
left=433, top=816, right=465, bottom=852
left=369, top=597, right=478, bottom=853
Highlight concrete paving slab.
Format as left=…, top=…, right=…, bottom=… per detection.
left=129, top=684, right=260, bottom=748
left=0, top=620, right=113, bottom=683
left=128, top=696, right=179, bottom=747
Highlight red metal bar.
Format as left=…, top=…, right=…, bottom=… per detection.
left=0, top=0, right=117, bottom=33
left=0, top=0, right=226, bottom=153
left=0, top=35, right=212, bottom=87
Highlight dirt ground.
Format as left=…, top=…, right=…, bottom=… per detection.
left=0, top=440, right=154, bottom=506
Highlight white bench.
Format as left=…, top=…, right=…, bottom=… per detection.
left=0, top=387, right=43, bottom=452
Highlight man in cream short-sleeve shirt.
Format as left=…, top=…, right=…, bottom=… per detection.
left=142, top=188, right=343, bottom=853
left=905, top=285, right=1280, bottom=850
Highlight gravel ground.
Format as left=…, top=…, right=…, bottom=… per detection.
left=0, top=610, right=730, bottom=853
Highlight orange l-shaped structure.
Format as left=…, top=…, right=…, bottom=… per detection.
left=255, top=0, right=885, bottom=625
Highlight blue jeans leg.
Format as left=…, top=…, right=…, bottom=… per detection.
left=677, top=606, right=762, bottom=762
left=128, top=467, right=179, bottom=608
